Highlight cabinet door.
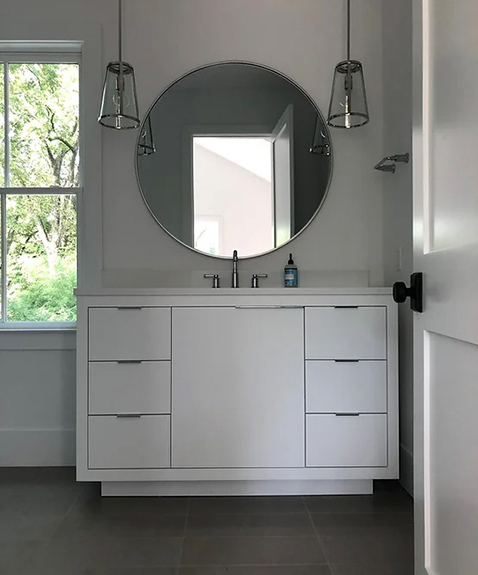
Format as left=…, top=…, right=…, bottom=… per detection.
left=172, top=307, right=304, bottom=468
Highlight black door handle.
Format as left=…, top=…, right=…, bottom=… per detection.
left=393, top=272, right=423, bottom=313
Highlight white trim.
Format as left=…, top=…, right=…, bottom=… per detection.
left=0, top=322, right=75, bottom=331
left=0, top=41, right=83, bottom=55
left=0, top=429, right=75, bottom=466
left=102, top=479, right=374, bottom=497
left=0, top=328, right=75, bottom=350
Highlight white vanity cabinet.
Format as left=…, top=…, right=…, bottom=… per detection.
left=172, top=307, right=304, bottom=469
left=76, top=289, right=398, bottom=496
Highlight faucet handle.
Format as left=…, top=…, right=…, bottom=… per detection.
left=204, top=274, right=220, bottom=288
left=251, top=274, right=268, bottom=288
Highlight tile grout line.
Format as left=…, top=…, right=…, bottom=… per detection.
left=177, top=496, right=191, bottom=570
left=304, top=496, right=334, bottom=574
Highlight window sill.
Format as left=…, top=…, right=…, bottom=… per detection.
left=0, top=325, right=76, bottom=351
left=0, top=322, right=76, bottom=332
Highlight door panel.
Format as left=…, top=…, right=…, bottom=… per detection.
left=425, top=333, right=478, bottom=573
left=172, top=307, right=304, bottom=468
left=413, top=1, right=478, bottom=573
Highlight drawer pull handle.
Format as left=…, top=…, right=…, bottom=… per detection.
left=116, top=360, right=143, bottom=364
left=335, top=413, right=360, bottom=417
left=334, top=360, right=360, bottom=363
left=334, top=306, right=359, bottom=309
left=116, top=306, right=143, bottom=310
left=235, top=305, right=303, bottom=309
left=116, top=414, right=142, bottom=418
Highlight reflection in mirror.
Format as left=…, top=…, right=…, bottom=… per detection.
left=136, top=63, right=332, bottom=258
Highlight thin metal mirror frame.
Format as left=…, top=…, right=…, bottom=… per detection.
left=135, top=60, right=334, bottom=260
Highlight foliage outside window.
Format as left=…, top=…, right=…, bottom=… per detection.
left=0, top=57, right=79, bottom=324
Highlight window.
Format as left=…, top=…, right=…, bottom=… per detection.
left=0, top=54, right=80, bottom=326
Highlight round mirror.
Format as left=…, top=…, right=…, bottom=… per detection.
left=136, top=62, right=332, bottom=258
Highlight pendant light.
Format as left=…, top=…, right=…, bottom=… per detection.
left=327, top=0, right=369, bottom=129
left=138, top=115, right=156, bottom=156
left=98, top=0, right=140, bottom=130
left=309, top=118, right=331, bottom=155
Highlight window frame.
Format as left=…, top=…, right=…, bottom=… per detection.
left=0, top=51, right=82, bottom=330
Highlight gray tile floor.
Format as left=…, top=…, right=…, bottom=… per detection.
left=0, top=468, right=414, bottom=575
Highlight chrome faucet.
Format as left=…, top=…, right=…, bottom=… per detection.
left=232, top=250, right=239, bottom=288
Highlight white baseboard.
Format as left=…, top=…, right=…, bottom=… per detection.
left=399, top=443, right=414, bottom=496
left=0, top=429, right=75, bottom=466
left=101, top=479, right=374, bottom=497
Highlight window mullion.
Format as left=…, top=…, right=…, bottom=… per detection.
left=1, top=63, right=8, bottom=322
left=0, top=188, right=83, bottom=197
left=4, top=62, right=9, bottom=187
left=1, top=194, right=6, bottom=323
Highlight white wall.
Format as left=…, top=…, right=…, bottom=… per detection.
left=0, top=332, right=76, bottom=466
left=381, top=0, right=414, bottom=495
left=0, top=0, right=387, bottom=466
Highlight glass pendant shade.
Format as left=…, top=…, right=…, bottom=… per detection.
left=98, top=61, right=140, bottom=129
left=310, top=117, right=331, bottom=155
left=138, top=115, right=156, bottom=155
left=327, top=60, right=369, bottom=129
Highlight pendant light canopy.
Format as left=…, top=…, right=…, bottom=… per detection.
left=327, top=0, right=369, bottom=129
left=98, top=0, right=140, bottom=130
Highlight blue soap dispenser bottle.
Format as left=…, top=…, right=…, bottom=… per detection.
left=284, top=253, right=298, bottom=287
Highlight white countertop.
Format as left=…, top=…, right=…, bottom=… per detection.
left=75, top=287, right=393, bottom=297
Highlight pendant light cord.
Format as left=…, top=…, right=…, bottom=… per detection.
left=118, top=0, right=123, bottom=63
left=347, top=0, right=351, bottom=61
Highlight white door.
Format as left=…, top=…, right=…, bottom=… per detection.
left=271, top=105, right=294, bottom=247
left=413, top=1, right=478, bottom=574
left=171, top=307, right=304, bottom=469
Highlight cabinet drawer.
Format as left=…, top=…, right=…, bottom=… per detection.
left=89, top=415, right=170, bottom=469
left=88, top=307, right=171, bottom=361
left=306, top=414, right=387, bottom=467
left=89, top=361, right=171, bottom=415
left=306, top=361, right=387, bottom=413
left=305, top=307, right=386, bottom=360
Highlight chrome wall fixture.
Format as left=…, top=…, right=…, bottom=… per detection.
left=374, top=154, right=410, bottom=174
left=327, top=0, right=369, bottom=129
left=98, top=0, right=140, bottom=130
